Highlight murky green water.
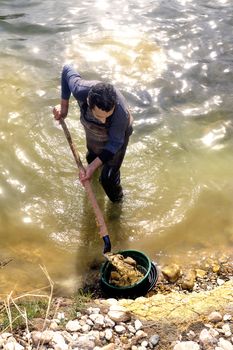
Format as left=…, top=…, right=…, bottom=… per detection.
left=1, top=0, right=233, bottom=296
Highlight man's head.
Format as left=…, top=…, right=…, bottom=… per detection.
left=88, top=83, right=116, bottom=123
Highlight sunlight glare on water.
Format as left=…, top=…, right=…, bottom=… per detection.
left=66, top=28, right=167, bottom=88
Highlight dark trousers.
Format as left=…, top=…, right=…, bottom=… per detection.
left=86, top=136, right=130, bottom=202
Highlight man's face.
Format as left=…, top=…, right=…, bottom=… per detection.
left=91, top=105, right=115, bottom=124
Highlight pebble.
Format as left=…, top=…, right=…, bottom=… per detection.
left=4, top=342, right=24, bottom=350
left=114, top=325, right=126, bottom=333
left=208, top=311, right=223, bottom=323
left=173, top=341, right=200, bottom=350
left=223, top=314, right=232, bottom=321
left=108, top=310, right=131, bottom=323
left=217, top=278, right=225, bottom=286
left=199, top=328, right=216, bottom=346
left=65, top=320, right=81, bottom=332
left=105, top=328, right=113, bottom=341
left=149, top=334, right=160, bottom=346
left=134, top=319, right=143, bottom=331
left=218, top=337, right=233, bottom=350
left=52, top=333, right=68, bottom=350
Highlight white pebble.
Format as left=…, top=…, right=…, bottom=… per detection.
left=101, top=344, right=115, bottom=350
left=217, top=278, right=225, bottom=286
left=87, top=307, right=100, bottom=314
left=86, top=318, right=94, bottom=326
left=31, top=330, right=54, bottom=345
left=109, top=304, right=127, bottom=312
left=82, top=324, right=91, bottom=332
left=105, top=328, right=113, bottom=341
left=128, top=324, right=136, bottom=333
left=115, top=325, right=126, bottom=334
left=52, top=333, right=68, bottom=350
left=223, top=314, right=232, bottom=321
left=218, top=337, right=233, bottom=350
left=66, top=320, right=81, bottom=332
left=106, top=298, right=118, bottom=305
left=208, top=311, right=223, bottom=323
left=49, top=321, right=59, bottom=331
left=222, top=324, right=232, bottom=337
left=199, top=329, right=215, bottom=345
left=88, top=330, right=100, bottom=341
left=209, top=327, right=219, bottom=338
left=74, top=335, right=95, bottom=349
left=57, top=312, right=65, bottom=320
left=1, top=333, right=13, bottom=340
left=173, top=341, right=200, bottom=350
left=104, top=316, right=115, bottom=328
left=135, top=319, right=143, bottom=331
left=141, top=340, right=149, bottom=347
left=99, top=331, right=105, bottom=339
left=108, top=310, right=131, bottom=323
left=4, top=343, right=24, bottom=350
left=136, top=330, right=147, bottom=339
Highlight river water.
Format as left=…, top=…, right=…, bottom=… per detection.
left=1, top=0, right=233, bottom=296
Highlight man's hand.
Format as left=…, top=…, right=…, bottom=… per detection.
left=79, top=157, right=102, bottom=185
left=53, top=105, right=63, bottom=120
left=53, top=99, right=69, bottom=121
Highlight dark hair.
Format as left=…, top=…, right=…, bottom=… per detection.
left=88, top=83, right=117, bottom=112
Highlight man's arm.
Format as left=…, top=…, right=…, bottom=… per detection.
left=79, top=157, right=103, bottom=184
left=53, top=65, right=84, bottom=121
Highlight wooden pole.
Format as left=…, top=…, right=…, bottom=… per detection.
left=60, top=118, right=109, bottom=238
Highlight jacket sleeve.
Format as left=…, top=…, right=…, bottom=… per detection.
left=61, top=64, right=92, bottom=102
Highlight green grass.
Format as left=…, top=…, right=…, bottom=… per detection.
left=0, top=289, right=94, bottom=332
left=0, top=299, right=48, bottom=331
left=73, top=289, right=94, bottom=312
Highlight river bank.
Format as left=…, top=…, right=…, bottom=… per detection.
left=0, top=253, right=232, bottom=349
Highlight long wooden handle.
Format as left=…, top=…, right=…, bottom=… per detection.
left=60, top=118, right=108, bottom=238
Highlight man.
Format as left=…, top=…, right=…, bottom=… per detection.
left=53, top=64, right=133, bottom=202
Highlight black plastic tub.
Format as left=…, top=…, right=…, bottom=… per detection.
left=100, top=250, right=159, bottom=299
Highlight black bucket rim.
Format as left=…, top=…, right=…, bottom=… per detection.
left=147, top=261, right=160, bottom=292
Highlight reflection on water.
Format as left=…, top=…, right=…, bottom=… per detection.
left=0, top=0, right=233, bottom=295
left=66, top=29, right=166, bottom=87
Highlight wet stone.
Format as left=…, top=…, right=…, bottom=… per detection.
left=149, top=334, right=160, bottom=347
left=162, top=264, right=181, bottom=283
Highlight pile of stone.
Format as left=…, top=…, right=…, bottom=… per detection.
left=173, top=311, right=233, bottom=350
left=159, top=256, right=233, bottom=293
left=0, top=303, right=160, bottom=350
left=0, top=302, right=232, bottom=350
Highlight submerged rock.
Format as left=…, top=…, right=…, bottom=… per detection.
left=181, top=270, right=197, bottom=291
left=162, top=263, right=181, bottom=283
